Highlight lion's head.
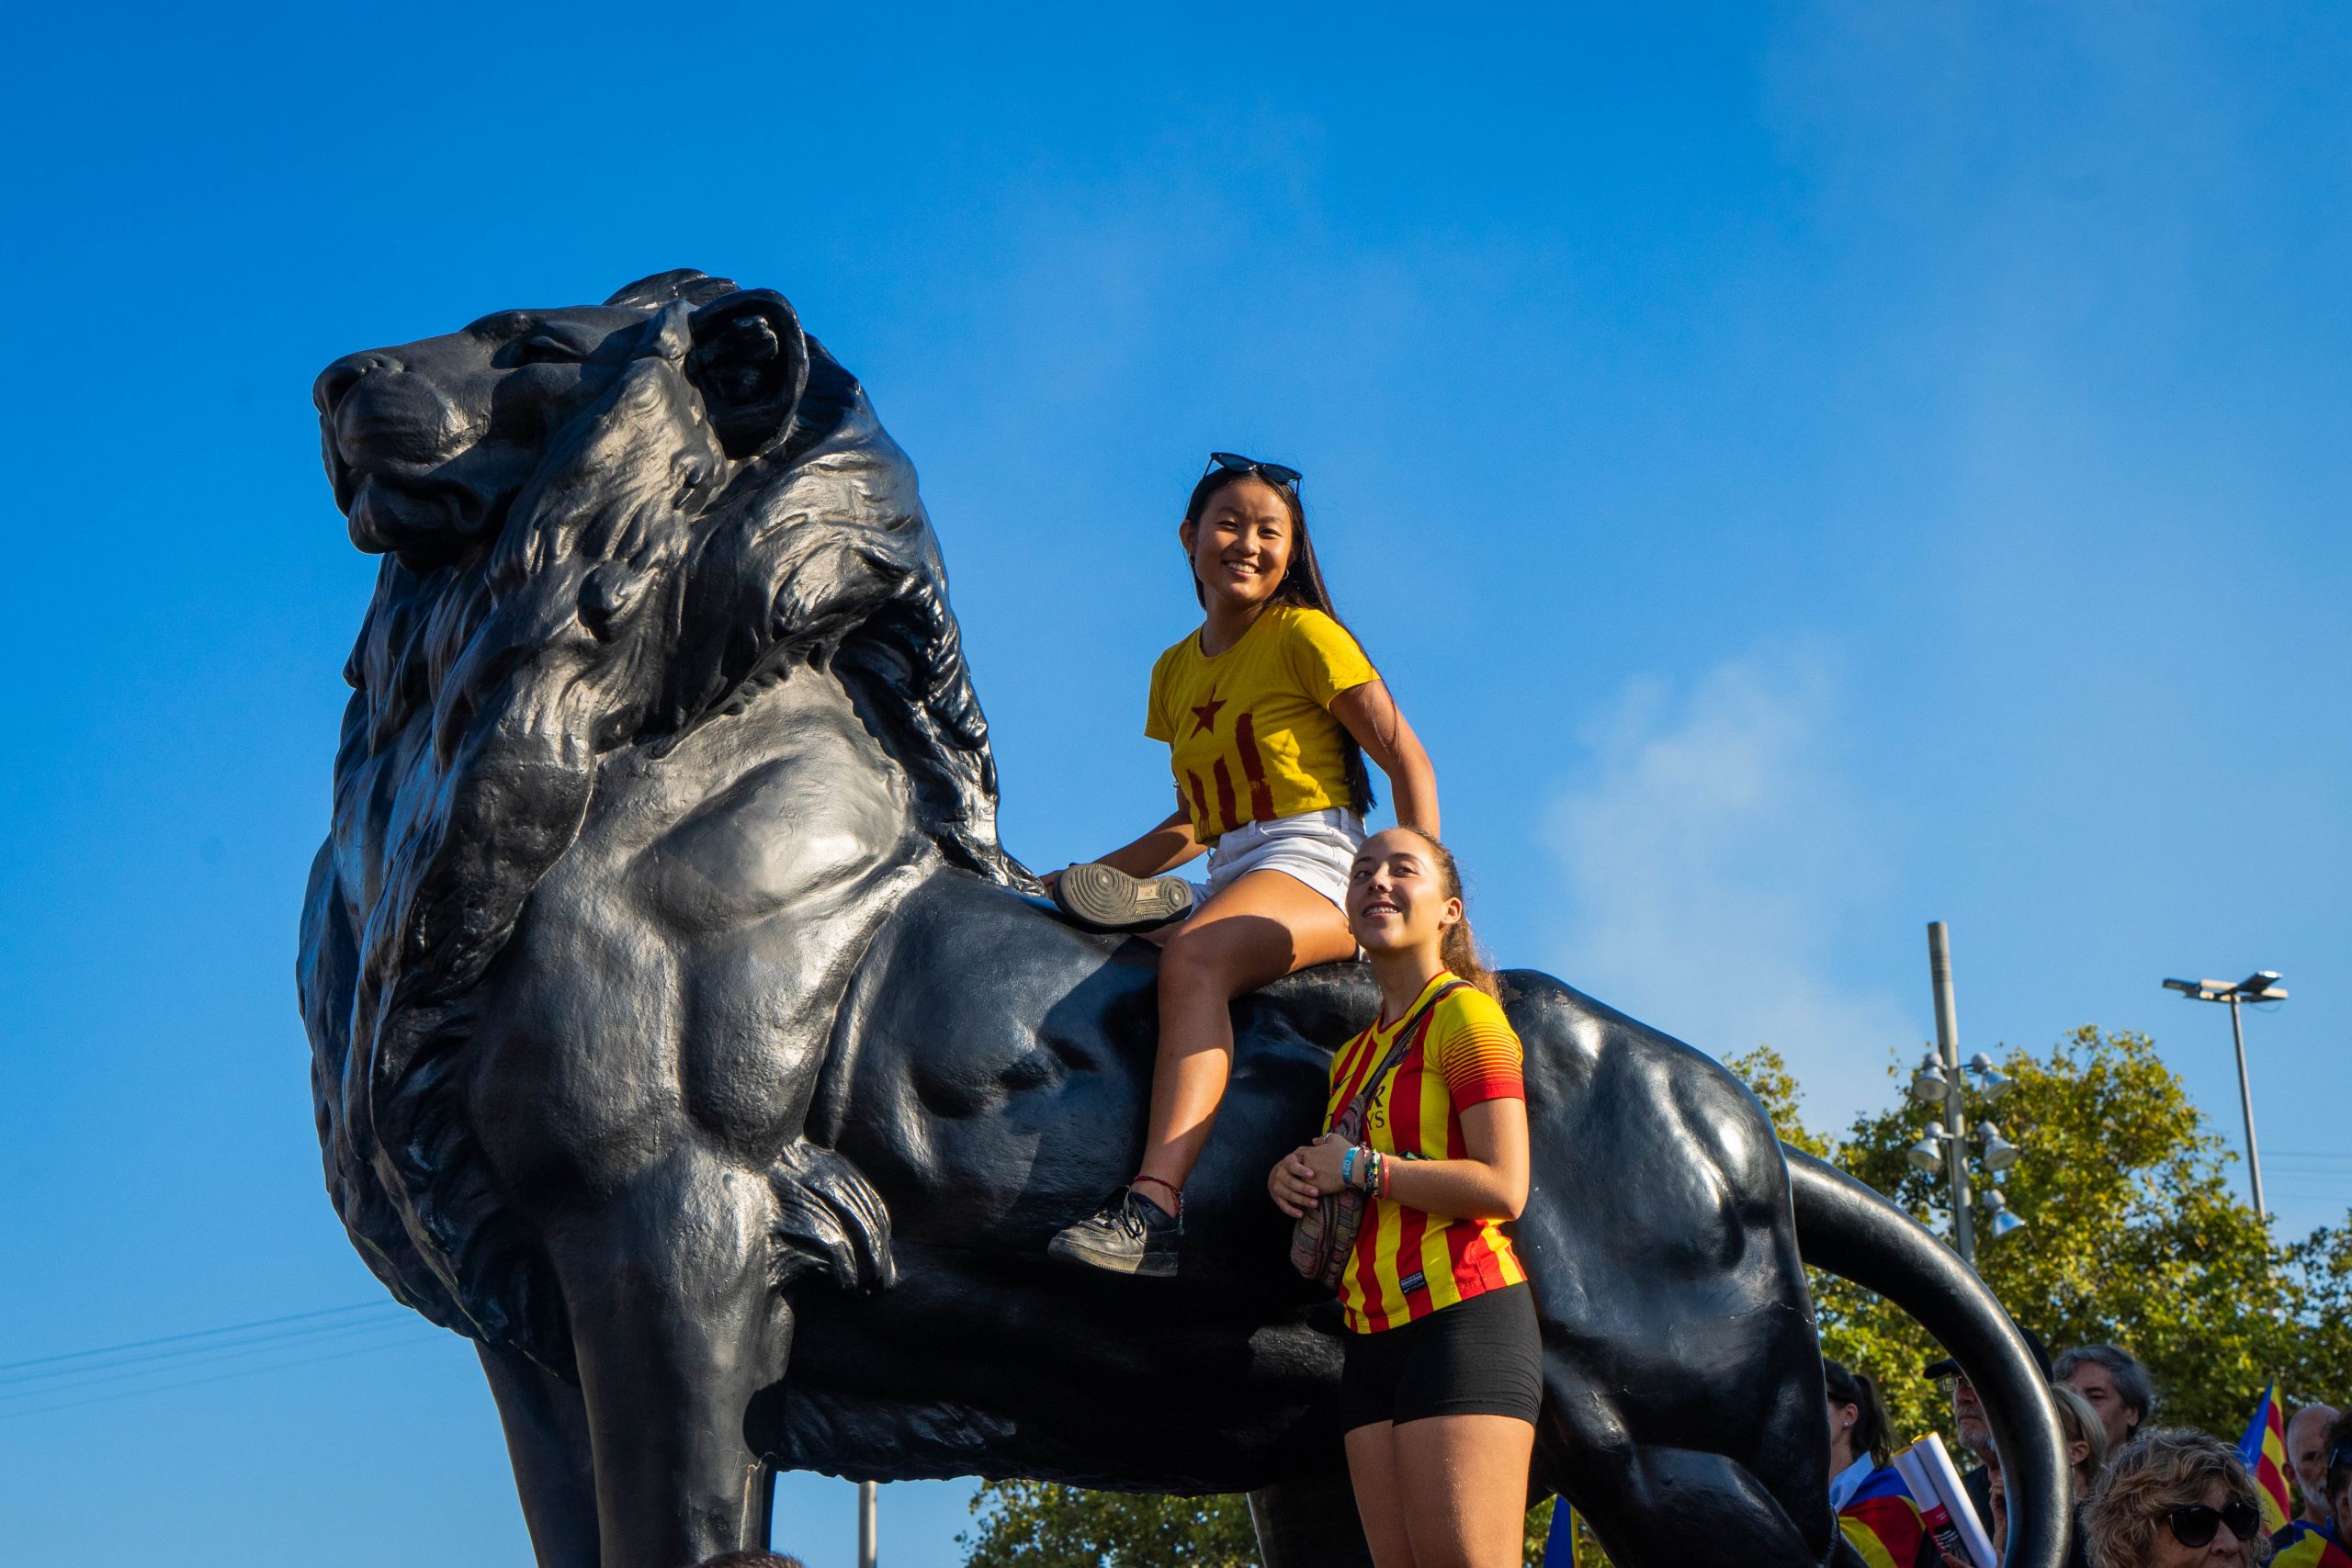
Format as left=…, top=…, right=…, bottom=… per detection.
left=316, top=270, right=806, bottom=566
left=302, top=271, right=1016, bottom=1363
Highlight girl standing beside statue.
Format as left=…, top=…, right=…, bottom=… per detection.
left=1270, top=826, right=1538, bottom=1568
left=1046, top=453, right=1441, bottom=1277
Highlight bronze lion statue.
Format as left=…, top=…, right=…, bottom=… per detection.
left=300, top=270, right=2064, bottom=1568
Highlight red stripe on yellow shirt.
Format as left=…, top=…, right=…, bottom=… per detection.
left=1324, top=972, right=1527, bottom=1333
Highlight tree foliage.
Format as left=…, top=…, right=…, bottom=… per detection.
left=960, top=1483, right=1259, bottom=1568
left=961, top=1483, right=1566, bottom=1568
left=1733, top=1029, right=2352, bottom=1446
left=960, top=1031, right=2350, bottom=1568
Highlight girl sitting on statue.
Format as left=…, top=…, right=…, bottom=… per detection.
left=1268, top=827, right=1537, bottom=1568
left=1045, top=453, right=1441, bottom=1278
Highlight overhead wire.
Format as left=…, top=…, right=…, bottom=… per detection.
left=0, top=1301, right=440, bottom=1423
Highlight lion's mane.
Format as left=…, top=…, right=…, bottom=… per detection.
left=300, top=272, right=1014, bottom=1371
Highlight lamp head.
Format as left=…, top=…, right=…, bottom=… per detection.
left=1909, top=1055, right=1951, bottom=1104
left=1983, top=1188, right=2027, bottom=1240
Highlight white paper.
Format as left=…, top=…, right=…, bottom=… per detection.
left=1908, top=1431, right=1998, bottom=1568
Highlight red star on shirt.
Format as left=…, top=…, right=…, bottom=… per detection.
left=1190, top=695, right=1227, bottom=735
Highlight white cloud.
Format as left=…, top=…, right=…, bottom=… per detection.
left=1545, top=646, right=1918, bottom=1126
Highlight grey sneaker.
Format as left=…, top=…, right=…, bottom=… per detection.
left=1051, top=863, right=1194, bottom=933
left=1046, top=1186, right=1183, bottom=1278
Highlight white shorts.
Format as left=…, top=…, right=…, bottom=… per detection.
left=1201, top=808, right=1367, bottom=912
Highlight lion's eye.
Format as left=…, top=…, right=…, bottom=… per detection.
left=513, top=333, right=582, bottom=367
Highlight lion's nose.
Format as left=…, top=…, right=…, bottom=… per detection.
left=313, top=351, right=397, bottom=417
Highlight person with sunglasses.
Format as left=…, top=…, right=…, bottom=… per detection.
left=1046, top=454, right=1441, bottom=1276
left=2269, top=1416, right=2352, bottom=1568
left=2084, top=1428, right=2271, bottom=1568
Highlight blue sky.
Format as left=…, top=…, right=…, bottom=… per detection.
left=4, top=3, right=2347, bottom=1562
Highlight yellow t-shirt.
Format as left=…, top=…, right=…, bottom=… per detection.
left=1144, top=605, right=1378, bottom=842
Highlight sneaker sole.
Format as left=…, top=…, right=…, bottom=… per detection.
left=1045, top=1229, right=1182, bottom=1279
left=1051, top=863, right=1195, bottom=933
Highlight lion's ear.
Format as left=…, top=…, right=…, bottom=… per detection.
left=685, top=290, right=810, bottom=460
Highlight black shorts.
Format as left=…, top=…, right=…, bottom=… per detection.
left=1339, top=1281, right=1542, bottom=1430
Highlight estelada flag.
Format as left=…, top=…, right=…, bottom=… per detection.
left=2236, top=1380, right=2292, bottom=1535
left=1839, top=1466, right=1931, bottom=1568
left=2270, top=1521, right=2352, bottom=1568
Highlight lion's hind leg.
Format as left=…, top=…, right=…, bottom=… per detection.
left=480, top=1341, right=601, bottom=1568
left=1248, top=1471, right=1375, bottom=1568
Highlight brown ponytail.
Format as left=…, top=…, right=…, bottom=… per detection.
left=1392, top=827, right=1497, bottom=998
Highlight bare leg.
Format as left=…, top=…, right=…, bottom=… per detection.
left=1391, top=1414, right=1536, bottom=1568
left=1133, top=867, right=1355, bottom=1208
left=1344, top=1422, right=1421, bottom=1568
left=478, top=1341, right=602, bottom=1568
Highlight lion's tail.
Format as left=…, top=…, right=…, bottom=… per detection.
left=1785, top=1146, right=2064, bottom=1568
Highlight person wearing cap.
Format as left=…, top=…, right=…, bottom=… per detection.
left=2053, top=1343, right=2157, bottom=1459
left=1923, top=1325, right=2054, bottom=1535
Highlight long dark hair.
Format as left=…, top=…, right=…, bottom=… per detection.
left=1824, top=1359, right=1894, bottom=1469
left=1390, top=828, right=1497, bottom=999
left=1182, top=467, right=1374, bottom=813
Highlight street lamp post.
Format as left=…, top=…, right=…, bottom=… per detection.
left=1907, top=922, right=2026, bottom=1267
left=2161, top=971, right=2287, bottom=1218
left=1928, top=922, right=1973, bottom=1264
left=859, top=1479, right=878, bottom=1568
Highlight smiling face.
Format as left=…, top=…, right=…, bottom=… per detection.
left=1180, top=477, right=1295, bottom=614
left=1346, top=829, right=1463, bottom=959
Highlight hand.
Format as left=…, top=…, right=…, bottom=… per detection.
left=1268, top=1147, right=1322, bottom=1217
left=1299, top=1134, right=1353, bottom=1196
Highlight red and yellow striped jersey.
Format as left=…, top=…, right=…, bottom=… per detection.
left=1324, top=971, right=1526, bottom=1333
left=1145, top=605, right=1376, bottom=841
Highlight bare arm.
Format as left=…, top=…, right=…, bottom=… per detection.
left=1094, top=804, right=1206, bottom=877
left=1330, top=681, right=1438, bottom=838
left=1268, top=1098, right=1528, bottom=1221
left=1039, top=801, right=1204, bottom=894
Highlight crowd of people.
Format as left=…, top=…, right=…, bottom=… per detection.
left=1828, top=1337, right=2351, bottom=1568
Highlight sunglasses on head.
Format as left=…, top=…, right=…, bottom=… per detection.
left=1204, top=452, right=1303, bottom=491
left=2163, top=1500, right=2260, bottom=1549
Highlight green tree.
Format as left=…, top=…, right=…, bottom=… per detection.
left=1733, top=1029, right=2352, bottom=1446
left=960, top=1483, right=1258, bottom=1568
left=961, top=1483, right=1567, bottom=1568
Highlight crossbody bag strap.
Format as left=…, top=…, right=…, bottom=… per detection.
left=1332, top=979, right=1471, bottom=1139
